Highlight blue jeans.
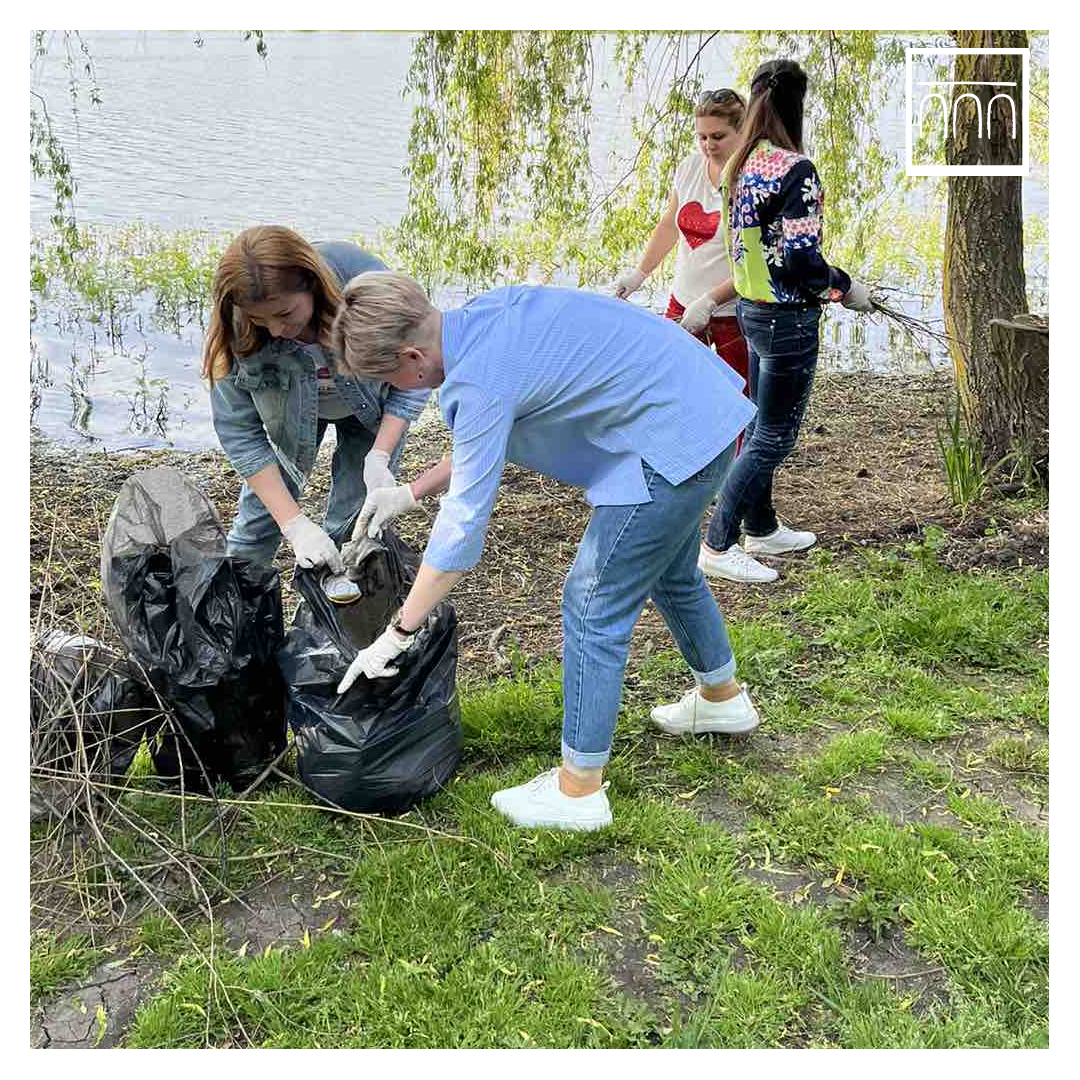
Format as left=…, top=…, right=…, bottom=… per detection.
left=561, top=444, right=739, bottom=768
left=706, top=301, right=821, bottom=552
left=226, top=414, right=400, bottom=565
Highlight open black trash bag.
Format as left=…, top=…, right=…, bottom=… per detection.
left=30, top=632, right=163, bottom=801
left=278, top=529, right=462, bottom=814
left=100, top=468, right=287, bottom=791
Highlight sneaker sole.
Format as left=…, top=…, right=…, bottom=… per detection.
left=698, top=559, right=778, bottom=584
left=649, top=713, right=761, bottom=736
left=744, top=539, right=817, bottom=556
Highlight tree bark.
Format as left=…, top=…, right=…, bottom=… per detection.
left=942, top=30, right=1031, bottom=456
left=985, top=315, right=1049, bottom=480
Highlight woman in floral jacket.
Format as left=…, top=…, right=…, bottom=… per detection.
left=699, top=59, right=872, bottom=585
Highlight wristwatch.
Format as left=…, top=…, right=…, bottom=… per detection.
left=389, top=610, right=419, bottom=644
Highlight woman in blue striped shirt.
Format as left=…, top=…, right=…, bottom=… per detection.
left=327, top=273, right=763, bottom=832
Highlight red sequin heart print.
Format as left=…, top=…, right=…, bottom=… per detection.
left=677, top=201, right=721, bottom=250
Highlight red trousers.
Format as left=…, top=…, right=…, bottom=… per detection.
left=665, top=295, right=751, bottom=453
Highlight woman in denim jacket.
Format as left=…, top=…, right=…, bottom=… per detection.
left=202, top=227, right=430, bottom=571
left=699, top=60, right=872, bottom=585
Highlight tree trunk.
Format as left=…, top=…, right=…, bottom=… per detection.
left=985, top=314, right=1049, bottom=481
left=942, top=30, right=1031, bottom=458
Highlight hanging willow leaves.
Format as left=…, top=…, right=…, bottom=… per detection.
left=397, top=31, right=726, bottom=290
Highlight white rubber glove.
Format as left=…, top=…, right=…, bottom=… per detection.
left=680, top=293, right=717, bottom=335
left=841, top=279, right=874, bottom=313
left=613, top=268, right=646, bottom=299
left=353, top=483, right=418, bottom=540
left=337, top=622, right=417, bottom=692
left=363, top=448, right=396, bottom=492
left=281, top=514, right=345, bottom=573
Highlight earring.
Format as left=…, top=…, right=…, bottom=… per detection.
left=417, top=371, right=424, bottom=382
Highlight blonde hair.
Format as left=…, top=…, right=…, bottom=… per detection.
left=330, top=272, right=436, bottom=378
left=694, top=89, right=746, bottom=129
left=202, top=226, right=345, bottom=383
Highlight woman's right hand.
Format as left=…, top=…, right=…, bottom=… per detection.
left=281, top=514, right=345, bottom=573
left=841, top=280, right=874, bottom=313
left=613, top=268, right=646, bottom=299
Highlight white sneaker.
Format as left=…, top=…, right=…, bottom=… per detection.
left=698, top=543, right=778, bottom=583
left=744, top=522, right=817, bottom=555
left=490, top=768, right=613, bottom=831
left=650, top=687, right=761, bottom=736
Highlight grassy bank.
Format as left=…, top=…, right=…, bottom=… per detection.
left=32, top=533, right=1048, bottom=1048
left=30, top=372, right=1049, bottom=1048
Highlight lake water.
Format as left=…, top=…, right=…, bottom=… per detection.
left=30, top=31, right=1049, bottom=452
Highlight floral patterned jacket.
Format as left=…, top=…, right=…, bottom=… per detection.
left=723, top=140, right=851, bottom=306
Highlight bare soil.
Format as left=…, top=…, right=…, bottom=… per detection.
left=30, top=372, right=1049, bottom=681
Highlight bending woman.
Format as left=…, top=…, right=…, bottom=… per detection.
left=700, top=60, right=871, bottom=585
left=202, top=227, right=429, bottom=571
left=330, top=276, right=759, bottom=832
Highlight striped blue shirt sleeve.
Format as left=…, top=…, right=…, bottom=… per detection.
left=384, top=385, right=431, bottom=421
left=421, top=386, right=515, bottom=572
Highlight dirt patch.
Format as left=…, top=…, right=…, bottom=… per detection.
left=31, top=959, right=162, bottom=1049
left=741, top=860, right=842, bottom=909
left=846, top=926, right=951, bottom=1015
left=738, top=858, right=951, bottom=1017
left=1022, top=888, right=1049, bottom=923
left=927, top=729, right=1050, bottom=828
left=545, top=853, right=686, bottom=1021
left=30, top=869, right=352, bottom=1048
left=847, top=769, right=961, bottom=829
left=697, top=787, right=754, bottom=835
left=214, top=873, right=351, bottom=954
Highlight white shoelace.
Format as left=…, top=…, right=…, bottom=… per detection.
left=526, top=769, right=559, bottom=792
left=726, top=546, right=763, bottom=570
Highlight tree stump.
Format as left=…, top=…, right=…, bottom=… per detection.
left=979, top=314, right=1049, bottom=483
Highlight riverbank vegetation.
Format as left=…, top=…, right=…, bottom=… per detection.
left=29, top=29, right=1050, bottom=1049
left=31, top=373, right=1048, bottom=1047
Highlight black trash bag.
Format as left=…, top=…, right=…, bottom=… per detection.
left=278, top=529, right=462, bottom=814
left=30, top=631, right=163, bottom=786
left=100, top=468, right=287, bottom=791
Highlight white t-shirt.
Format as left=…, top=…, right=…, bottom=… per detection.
left=299, top=342, right=353, bottom=421
left=670, top=151, right=737, bottom=316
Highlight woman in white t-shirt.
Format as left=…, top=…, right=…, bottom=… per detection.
left=614, top=88, right=749, bottom=399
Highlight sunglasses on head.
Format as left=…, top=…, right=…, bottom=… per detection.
left=698, top=88, right=744, bottom=107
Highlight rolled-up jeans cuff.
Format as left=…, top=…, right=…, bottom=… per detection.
left=561, top=740, right=611, bottom=770
left=692, top=657, right=737, bottom=687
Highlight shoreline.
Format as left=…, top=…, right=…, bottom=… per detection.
left=31, top=369, right=1048, bottom=684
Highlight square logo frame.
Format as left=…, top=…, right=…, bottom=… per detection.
left=906, top=46, right=1030, bottom=177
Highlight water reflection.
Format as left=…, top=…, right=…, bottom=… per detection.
left=28, top=32, right=1047, bottom=451
left=31, top=286, right=215, bottom=452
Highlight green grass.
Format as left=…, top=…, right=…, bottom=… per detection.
left=34, top=530, right=1050, bottom=1047
left=31, top=932, right=103, bottom=1004
left=797, top=729, right=893, bottom=787
left=986, top=736, right=1049, bottom=774
left=794, top=540, right=1048, bottom=674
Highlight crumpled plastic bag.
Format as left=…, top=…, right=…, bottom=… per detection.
left=277, top=529, right=462, bottom=814
left=100, top=467, right=287, bottom=791
left=30, top=631, right=163, bottom=819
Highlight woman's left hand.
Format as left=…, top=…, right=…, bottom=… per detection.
left=363, top=448, right=396, bottom=492
left=337, top=621, right=416, bottom=693
left=680, top=293, right=717, bottom=335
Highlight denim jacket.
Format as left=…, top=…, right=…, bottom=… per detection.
left=209, top=241, right=430, bottom=487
